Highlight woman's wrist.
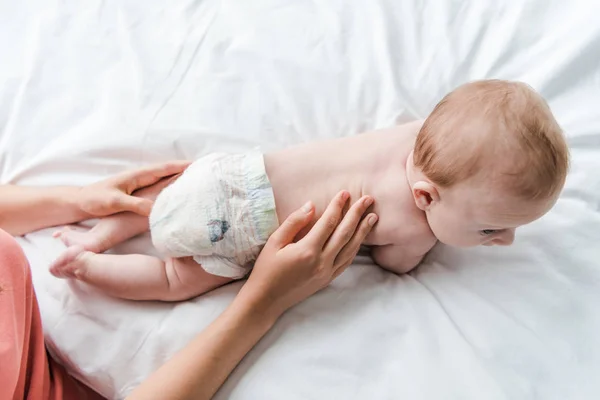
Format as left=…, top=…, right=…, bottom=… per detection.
left=231, top=286, right=285, bottom=328
left=64, top=186, right=92, bottom=220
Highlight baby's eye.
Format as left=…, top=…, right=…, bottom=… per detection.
left=480, top=229, right=497, bottom=236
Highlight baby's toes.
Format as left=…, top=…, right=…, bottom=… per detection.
left=52, top=226, right=72, bottom=244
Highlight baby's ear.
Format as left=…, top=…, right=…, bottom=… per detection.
left=412, top=181, right=440, bottom=211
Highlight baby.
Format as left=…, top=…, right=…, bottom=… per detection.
left=50, top=79, right=569, bottom=301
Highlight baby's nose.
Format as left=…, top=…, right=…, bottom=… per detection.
left=493, top=229, right=515, bottom=246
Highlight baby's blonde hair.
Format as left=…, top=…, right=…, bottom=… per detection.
left=414, top=80, right=569, bottom=200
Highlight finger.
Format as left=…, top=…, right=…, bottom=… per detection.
left=111, top=194, right=154, bottom=216
left=323, top=195, right=373, bottom=256
left=302, top=191, right=349, bottom=248
left=52, top=226, right=71, bottom=238
left=332, top=261, right=349, bottom=280
left=116, top=161, right=192, bottom=192
left=332, top=213, right=378, bottom=275
left=268, top=202, right=315, bottom=248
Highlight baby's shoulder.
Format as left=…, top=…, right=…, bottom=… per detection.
left=386, top=119, right=425, bottom=141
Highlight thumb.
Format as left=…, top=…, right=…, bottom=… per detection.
left=114, top=195, right=153, bottom=216
left=268, top=202, right=314, bottom=248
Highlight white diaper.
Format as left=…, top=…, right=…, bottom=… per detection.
left=149, top=152, right=279, bottom=279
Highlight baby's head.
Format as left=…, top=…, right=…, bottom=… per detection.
left=408, top=79, right=569, bottom=247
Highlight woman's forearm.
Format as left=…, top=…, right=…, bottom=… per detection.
left=0, top=185, right=88, bottom=236
left=127, top=296, right=279, bottom=400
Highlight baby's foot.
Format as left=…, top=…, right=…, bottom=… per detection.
left=49, top=245, right=90, bottom=279
left=53, top=227, right=103, bottom=253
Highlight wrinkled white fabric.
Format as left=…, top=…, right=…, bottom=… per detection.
left=149, top=152, right=278, bottom=278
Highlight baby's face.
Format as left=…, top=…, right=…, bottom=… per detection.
left=426, top=183, right=556, bottom=248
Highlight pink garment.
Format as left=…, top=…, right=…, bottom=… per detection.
left=0, top=229, right=105, bottom=400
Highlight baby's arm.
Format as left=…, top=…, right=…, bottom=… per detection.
left=371, top=244, right=426, bottom=275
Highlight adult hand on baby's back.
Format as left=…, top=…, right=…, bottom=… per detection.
left=126, top=192, right=376, bottom=400
left=77, top=160, right=191, bottom=218
left=240, top=191, right=378, bottom=318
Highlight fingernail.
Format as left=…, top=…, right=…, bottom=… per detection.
left=364, top=196, right=373, bottom=206
left=341, top=191, right=349, bottom=200
left=368, top=214, right=378, bottom=226
left=302, top=201, right=313, bottom=213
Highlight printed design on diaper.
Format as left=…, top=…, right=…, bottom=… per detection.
left=208, top=219, right=230, bottom=243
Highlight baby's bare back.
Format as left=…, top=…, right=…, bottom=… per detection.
left=264, top=121, right=436, bottom=272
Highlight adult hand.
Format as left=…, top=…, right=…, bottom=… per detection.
left=127, top=192, right=376, bottom=400
left=77, top=160, right=191, bottom=217
left=240, top=190, right=378, bottom=318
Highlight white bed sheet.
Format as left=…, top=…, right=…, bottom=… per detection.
left=1, top=0, right=600, bottom=399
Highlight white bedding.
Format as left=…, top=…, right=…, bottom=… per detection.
left=1, top=0, right=600, bottom=399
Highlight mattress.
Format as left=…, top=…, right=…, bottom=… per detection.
left=1, top=0, right=600, bottom=399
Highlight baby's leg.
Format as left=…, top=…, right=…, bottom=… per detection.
left=53, top=213, right=148, bottom=254
left=49, top=247, right=233, bottom=301
left=54, top=174, right=179, bottom=253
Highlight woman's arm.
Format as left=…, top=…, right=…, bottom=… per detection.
left=0, top=161, right=190, bottom=236
left=0, top=185, right=89, bottom=237
left=127, top=192, right=378, bottom=400
left=128, top=295, right=277, bottom=400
